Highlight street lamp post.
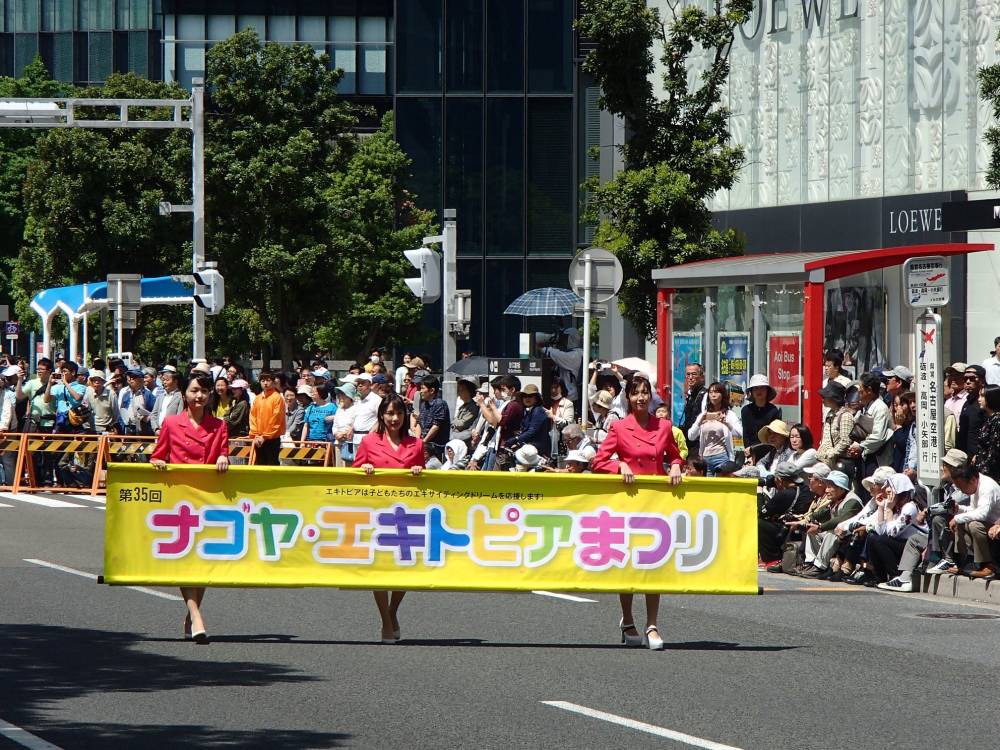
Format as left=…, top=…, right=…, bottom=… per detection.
left=0, top=82, right=209, bottom=360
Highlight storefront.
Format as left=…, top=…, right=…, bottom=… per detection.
left=652, top=242, right=992, bottom=434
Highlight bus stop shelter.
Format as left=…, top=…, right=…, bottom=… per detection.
left=652, top=242, right=993, bottom=434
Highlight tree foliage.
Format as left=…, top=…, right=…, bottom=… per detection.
left=577, top=0, right=751, bottom=340
left=979, top=31, right=1000, bottom=189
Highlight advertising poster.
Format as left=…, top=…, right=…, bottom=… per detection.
left=718, top=332, right=750, bottom=393
left=768, top=333, right=801, bottom=408
left=671, top=332, right=703, bottom=424
left=104, top=465, right=759, bottom=595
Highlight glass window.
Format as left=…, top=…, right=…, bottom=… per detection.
left=207, top=15, right=235, bottom=41
left=127, top=29, right=147, bottom=76
left=267, top=15, right=294, bottom=42
left=484, top=97, right=523, bottom=257
left=87, top=30, right=112, bottom=81
left=527, top=0, right=571, bottom=93
left=527, top=98, right=573, bottom=255
left=42, top=0, right=74, bottom=32
left=297, top=15, right=324, bottom=54
left=14, top=34, right=38, bottom=76
left=446, top=98, right=483, bottom=258
left=117, top=0, right=150, bottom=30
left=50, top=31, right=73, bottom=79
left=483, top=260, right=524, bottom=356
left=396, top=97, right=442, bottom=219
left=486, top=0, right=522, bottom=93
left=176, top=14, right=203, bottom=40
left=446, top=0, right=482, bottom=93
left=328, top=16, right=355, bottom=94
left=396, top=0, right=442, bottom=93
left=359, top=16, right=386, bottom=94
left=237, top=14, right=265, bottom=39
left=0, top=2, right=7, bottom=33
left=81, top=0, right=112, bottom=31
left=578, top=79, right=600, bottom=245
left=16, top=0, right=39, bottom=32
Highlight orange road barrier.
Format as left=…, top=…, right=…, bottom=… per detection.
left=0, top=434, right=25, bottom=491
left=14, top=433, right=105, bottom=495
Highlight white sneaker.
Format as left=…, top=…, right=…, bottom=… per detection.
left=877, top=577, right=914, bottom=592
left=925, top=559, right=953, bottom=575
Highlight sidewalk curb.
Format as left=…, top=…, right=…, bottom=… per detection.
left=916, top=573, right=1000, bottom=604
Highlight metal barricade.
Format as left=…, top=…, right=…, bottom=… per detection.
left=279, top=440, right=332, bottom=466
left=0, top=434, right=25, bottom=491
left=14, top=433, right=105, bottom=495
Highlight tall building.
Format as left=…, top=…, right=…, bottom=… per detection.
left=1, top=0, right=597, bottom=359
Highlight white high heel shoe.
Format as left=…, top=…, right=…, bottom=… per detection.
left=620, top=618, right=644, bottom=648
left=644, top=625, right=664, bottom=651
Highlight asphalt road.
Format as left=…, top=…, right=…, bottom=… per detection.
left=2, top=490, right=999, bottom=750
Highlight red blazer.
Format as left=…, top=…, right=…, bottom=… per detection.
left=354, top=431, right=425, bottom=469
left=591, top=413, right=684, bottom=476
left=150, top=412, right=229, bottom=465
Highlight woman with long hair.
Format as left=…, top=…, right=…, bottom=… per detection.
left=207, top=376, right=231, bottom=419
left=355, top=393, right=425, bottom=643
left=149, top=374, right=229, bottom=644
left=592, top=373, right=684, bottom=651
left=224, top=379, right=251, bottom=438
left=687, top=381, right=743, bottom=476
left=974, top=384, right=1000, bottom=481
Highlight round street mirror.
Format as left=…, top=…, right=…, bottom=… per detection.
left=569, top=247, right=624, bottom=304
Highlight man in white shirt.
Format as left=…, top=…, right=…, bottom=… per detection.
left=350, top=373, right=382, bottom=449
left=947, top=462, right=1000, bottom=578
left=0, top=364, right=22, bottom=485
left=982, top=337, right=1000, bottom=386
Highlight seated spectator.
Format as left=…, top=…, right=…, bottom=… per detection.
left=542, top=449, right=591, bottom=474
left=758, top=462, right=810, bottom=565
left=793, top=470, right=862, bottom=579
left=946, top=460, right=1000, bottom=578
left=754, top=420, right=794, bottom=478
left=441, top=439, right=469, bottom=470
left=788, top=423, right=818, bottom=469
left=714, top=460, right=744, bottom=478
left=506, top=384, right=552, bottom=457
left=511, top=444, right=542, bottom=472
left=865, top=473, right=927, bottom=586
left=562, top=423, right=596, bottom=460
left=838, top=466, right=896, bottom=584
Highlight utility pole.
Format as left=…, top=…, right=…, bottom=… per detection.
left=441, top=209, right=458, bottom=409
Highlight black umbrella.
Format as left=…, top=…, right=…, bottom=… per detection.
left=446, top=356, right=492, bottom=376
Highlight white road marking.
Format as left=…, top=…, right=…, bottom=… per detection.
left=0, top=717, right=64, bottom=749
left=24, top=559, right=182, bottom=602
left=531, top=590, right=597, bottom=603
left=542, top=701, right=745, bottom=750
left=0, top=493, right=85, bottom=508
left=0, top=502, right=12, bottom=508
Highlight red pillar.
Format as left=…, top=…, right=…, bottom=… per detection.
left=802, top=280, right=825, bottom=436
left=656, top=287, right=672, bottom=400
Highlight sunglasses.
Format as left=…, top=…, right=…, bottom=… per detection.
left=964, top=375, right=979, bottom=381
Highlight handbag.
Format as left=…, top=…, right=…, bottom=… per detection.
left=849, top=412, right=874, bottom=442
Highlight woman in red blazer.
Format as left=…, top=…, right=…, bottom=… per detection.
left=150, top=374, right=230, bottom=645
left=592, top=373, right=683, bottom=651
left=355, top=392, right=424, bottom=644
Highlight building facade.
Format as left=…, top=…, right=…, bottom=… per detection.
left=1, top=0, right=595, bottom=359
left=645, top=0, right=1000, bottom=376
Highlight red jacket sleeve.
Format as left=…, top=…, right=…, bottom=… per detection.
left=591, top=420, right=622, bottom=475
left=208, top=418, right=229, bottom=464
left=150, top=419, right=172, bottom=462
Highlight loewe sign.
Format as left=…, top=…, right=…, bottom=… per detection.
left=740, top=0, right=860, bottom=40
left=888, top=208, right=943, bottom=236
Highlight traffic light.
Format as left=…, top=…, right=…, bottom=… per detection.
left=403, top=247, right=441, bottom=304
left=193, top=268, right=225, bottom=315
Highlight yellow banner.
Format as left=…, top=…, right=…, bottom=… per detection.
left=104, top=464, right=758, bottom=594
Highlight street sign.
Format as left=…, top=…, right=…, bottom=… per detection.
left=4, top=320, right=18, bottom=340
left=569, top=248, right=623, bottom=303
left=487, top=358, right=544, bottom=376
left=106, top=273, right=142, bottom=310
left=902, top=256, right=949, bottom=308
left=915, top=310, right=944, bottom=489
left=941, top=198, right=1000, bottom=232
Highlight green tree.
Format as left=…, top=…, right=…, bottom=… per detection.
left=0, top=58, right=73, bottom=312
left=577, top=0, right=751, bottom=340
left=11, top=73, right=192, bottom=358
left=980, top=35, right=1000, bottom=189
left=205, top=29, right=359, bottom=368
left=318, top=112, right=435, bottom=357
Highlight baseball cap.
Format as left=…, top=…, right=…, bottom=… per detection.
left=356, top=373, right=374, bottom=383
left=296, top=384, right=313, bottom=396
left=159, top=364, right=178, bottom=374
left=773, top=461, right=802, bottom=481
left=88, top=369, right=107, bottom=382
left=311, top=367, right=330, bottom=379
left=965, top=364, right=987, bottom=380
left=371, top=373, right=388, bottom=384
left=1, top=364, right=21, bottom=378
left=944, top=362, right=968, bottom=375
left=942, top=448, right=968, bottom=469
left=802, top=462, right=831, bottom=479
left=886, top=366, right=913, bottom=381
left=861, top=465, right=895, bottom=492
left=126, top=367, right=144, bottom=378
left=339, top=374, right=358, bottom=384
left=230, top=378, right=249, bottom=389
left=335, top=382, right=358, bottom=400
